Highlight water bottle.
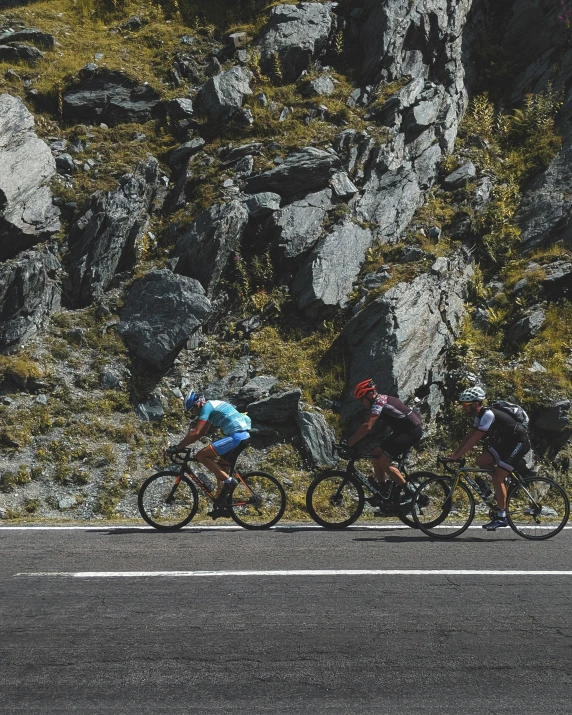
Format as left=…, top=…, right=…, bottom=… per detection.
left=197, top=472, right=215, bottom=492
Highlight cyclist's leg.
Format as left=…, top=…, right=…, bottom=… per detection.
left=377, top=430, right=421, bottom=486
left=200, top=433, right=249, bottom=500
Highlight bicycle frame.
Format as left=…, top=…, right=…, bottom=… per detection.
left=336, top=454, right=410, bottom=503
left=167, top=450, right=257, bottom=508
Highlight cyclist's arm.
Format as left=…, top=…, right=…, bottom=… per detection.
left=450, top=428, right=484, bottom=459
left=348, top=413, right=379, bottom=447
left=175, top=420, right=210, bottom=450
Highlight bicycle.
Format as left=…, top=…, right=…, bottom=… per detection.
left=138, top=442, right=286, bottom=531
left=305, top=444, right=447, bottom=529
left=412, top=456, right=570, bottom=540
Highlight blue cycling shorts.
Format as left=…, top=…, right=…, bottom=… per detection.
left=212, top=431, right=250, bottom=456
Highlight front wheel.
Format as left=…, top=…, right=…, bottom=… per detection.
left=138, top=471, right=198, bottom=531
left=396, top=472, right=444, bottom=528
left=306, top=471, right=364, bottom=529
left=412, top=476, right=475, bottom=539
left=229, top=471, right=286, bottom=530
left=507, top=476, right=570, bottom=540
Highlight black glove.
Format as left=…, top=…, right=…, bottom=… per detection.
left=166, top=445, right=180, bottom=457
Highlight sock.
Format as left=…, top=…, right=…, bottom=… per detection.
left=224, top=477, right=232, bottom=484
left=497, top=510, right=506, bottom=518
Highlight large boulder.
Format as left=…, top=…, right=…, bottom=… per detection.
left=117, top=269, right=211, bottom=370
left=0, top=28, right=55, bottom=49
left=535, top=401, right=571, bottom=433
left=291, top=219, right=373, bottom=319
left=0, top=250, right=61, bottom=353
left=198, top=66, right=253, bottom=122
left=267, top=189, right=332, bottom=266
left=0, top=94, right=60, bottom=261
left=0, top=43, right=44, bottom=63
left=342, top=252, right=474, bottom=419
left=256, top=2, right=338, bottom=82
left=172, top=200, right=249, bottom=296
left=62, top=65, right=161, bottom=126
left=246, top=389, right=301, bottom=425
left=506, top=308, right=546, bottom=346
left=66, top=157, right=159, bottom=307
left=244, top=147, right=341, bottom=197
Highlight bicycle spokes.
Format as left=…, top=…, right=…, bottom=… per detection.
left=507, top=477, right=570, bottom=540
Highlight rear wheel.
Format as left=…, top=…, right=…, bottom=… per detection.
left=306, top=471, right=364, bottom=529
left=412, top=476, right=475, bottom=538
left=229, top=471, right=286, bottom=530
left=138, top=471, right=198, bottom=531
left=506, top=476, right=570, bottom=540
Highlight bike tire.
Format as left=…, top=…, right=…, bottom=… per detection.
left=138, top=471, right=198, bottom=531
left=412, top=476, right=475, bottom=539
left=396, top=472, right=443, bottom=529
left=506, top=476, right=570, bottom=540
left=306, top=470, right=364, bottom=529
left=229, top=471, right=286, bottom=530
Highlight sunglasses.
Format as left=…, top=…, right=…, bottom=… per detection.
left=460, top=401, right=475, bottom=407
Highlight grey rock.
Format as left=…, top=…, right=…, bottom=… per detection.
left=541, top=261, right=572, bottom=295
left=399, top=246, right=429, bottom=262
left=363, top=271, right=390, bottom=290
left=100, top=369, right=121, bottom=389
left=0, top=43, right=44, bottom=63
left=0, top=250, right=61, bottom=353
left=136, top=394, right=164, bottom=422
left=207, top=357, right=251, bottom=400
left=198, top=65, right=253, bottom=122
left=118, top=269, right=211, bottom=370
left=164, top=97, right=194, bottom=120
left=257, top=2, right=337, bottom=82
left=302, top=74, right=335, bottom=98
left=403, top=95, right=441, bottom=134
left=58, top=497, right=76, bottom=510
left=0, top=94, right=60, bottom=260
left=244, top=147, right=341, bottom=197
left=342, top=252, right=473, bottom=419
left=220, top=142, right=263, bottom=164
left=234, top=155, right=253, bottom=177
left=169, top=137, right=205, bottom=166
left=244, top=192, right=281, bottom=218
left=247, top=389, right=302, bottom=425
left=528, top=361, right=547, bottom=373
left=291, top=219, right=373, bottom=318
left=330, top=171, right=358, bottom=199
left=298, top=409, right=337, bottom=466
left=0, top=27, right=55, bottom=49
left=267, top=190, right=332, bottom=265
left=35, top=393, right=47, bottom=405
left=506, top=308, right=546, bottom=345
left=121, top=15, right=146, bottom=30
left=66, top=157, right=159, bottom=307
left=173, top=200, right=249, bottom=296
left=473, top=176, right=493, bottom=212
left=535, top=401, right=571, bottom=432
left=443, top=162, right=477, bottom=189
left=62, top=66, right=161, bottom=126
left=55, top=152, right=75, bottom=173
left=237, top=376, right=279, bottom=405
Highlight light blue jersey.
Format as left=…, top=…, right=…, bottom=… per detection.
left=198, top=400, right=251, bottom=436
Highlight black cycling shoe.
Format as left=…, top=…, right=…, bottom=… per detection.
left=365, top=495, right=383, bottom=506
left=218, top=477, right=238, bottom=504
left=209, top=505, right=231, bottom=520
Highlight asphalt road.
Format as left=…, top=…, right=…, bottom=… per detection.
left=1, top=524, right=571, bottom=715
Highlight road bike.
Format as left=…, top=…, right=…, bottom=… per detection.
left=412, top=456, right=570, bottom=540
left=138, top=443, right=286, bottom=531
left=305, top=444, right=446, bottom=529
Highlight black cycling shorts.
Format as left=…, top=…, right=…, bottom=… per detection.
left=379, top=426, right=423, bottom=460
left=488, top=434, right=530, bottom=472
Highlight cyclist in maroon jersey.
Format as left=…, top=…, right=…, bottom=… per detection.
left=347, top=378, right=423, bottom=498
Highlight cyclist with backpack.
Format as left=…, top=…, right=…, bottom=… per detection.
left=449, top=386, right=531, bottom=530
left=167, top=391, right=251, bottom=511
left=346, top=379, right=423, bottom=501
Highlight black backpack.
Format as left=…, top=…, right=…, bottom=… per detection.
left=491, top=400, right=530, bottom=428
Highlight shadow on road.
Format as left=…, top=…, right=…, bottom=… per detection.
left=353, top=535, right=521, bottom=543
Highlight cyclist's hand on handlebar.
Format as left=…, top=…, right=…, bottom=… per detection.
left=164, top=445, right=180, bottom=459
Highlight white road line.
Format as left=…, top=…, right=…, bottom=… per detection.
left=2, top=525, right=571, bottom=531
left=14, top=569, right=572, bottom=578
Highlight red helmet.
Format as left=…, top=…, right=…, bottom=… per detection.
left=354, top=378, right=375, bottom=400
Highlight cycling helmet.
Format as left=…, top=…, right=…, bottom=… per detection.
left=458, top=386, right=486, bottom=402
left=184, top=391, right=203, bottom=411
left=354, top=378, right=376, bottom=400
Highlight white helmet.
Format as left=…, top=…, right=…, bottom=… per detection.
left=458, top=386, right=486, bottom=402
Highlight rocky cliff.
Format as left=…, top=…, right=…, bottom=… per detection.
left=0, top=0, right=570, bottom=522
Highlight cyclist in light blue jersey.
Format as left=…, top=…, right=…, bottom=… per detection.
left=168, top=391, right=251, bottom=507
